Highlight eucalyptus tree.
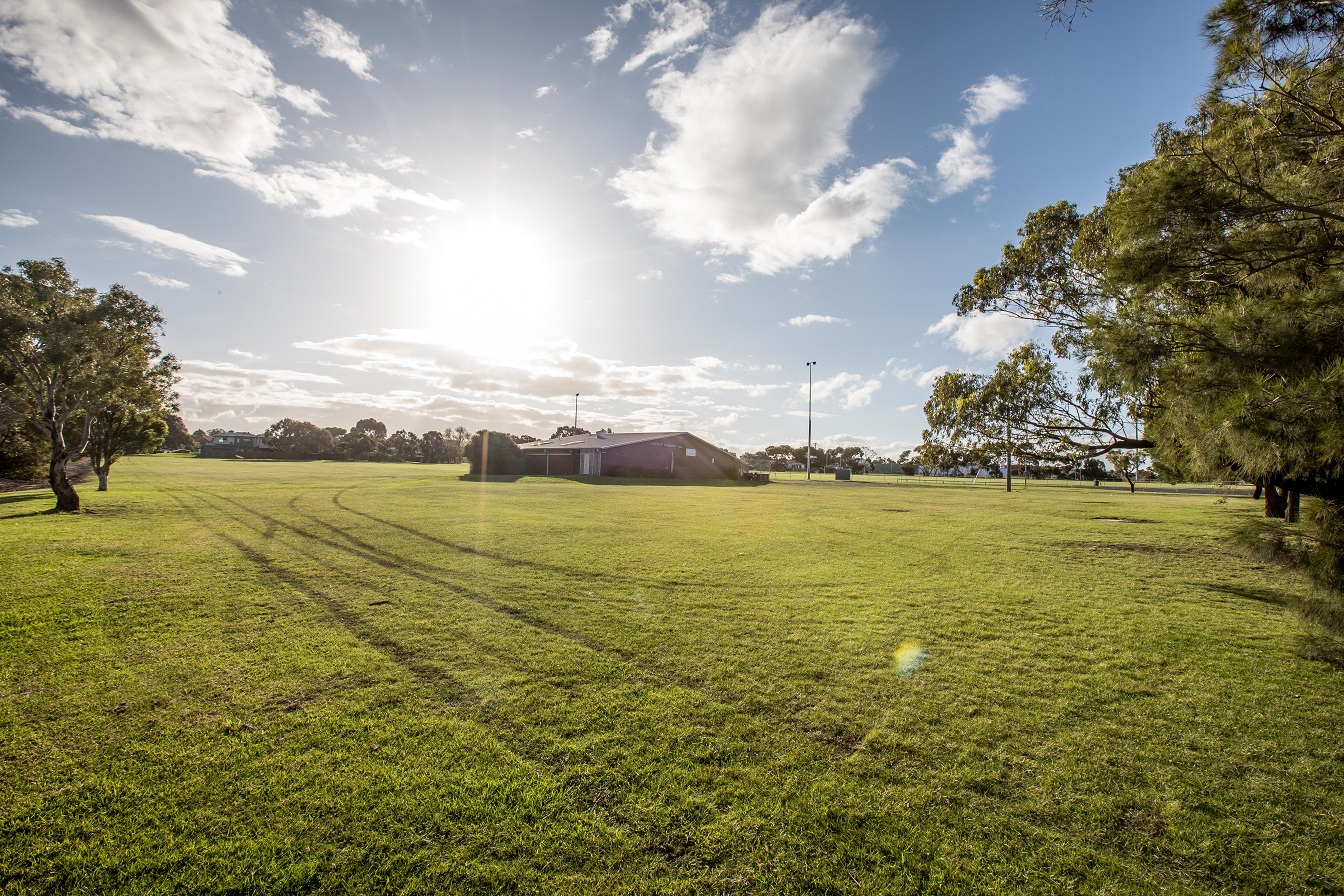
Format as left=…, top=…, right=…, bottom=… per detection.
left=1102, top=0, right=1344, bottom=519
left=0, top=258, right=174, bottom=511
left=85, top=356, right=177, bottom=491
left=925, top=202, right=1154, bottom=488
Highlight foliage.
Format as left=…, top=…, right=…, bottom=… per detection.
left=161, top=414, right=195, bottom=452
left=384, top=429, right=421, bottom=463
left=934, top=203, right=1153, bottom=469
left=1094, top=0, right=1344, bottom=600
left=550, top=425, right=590, bottom=439
left=265, top=419, right=336, bottom=457
left=0, top=415, right=46, bottom=480
left=85, top=408, right=169, bottom=492
left=85, top=349, right=178, bottom=490
left=466, top=430, right=523, bottom=475
left=0, top=258, right=172, bottom=511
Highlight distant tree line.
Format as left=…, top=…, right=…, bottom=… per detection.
left=738, top=444, right=893, bottom=473
left=249, top=418, right=473, bottom=463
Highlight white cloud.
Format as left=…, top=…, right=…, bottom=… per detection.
left=807, top=371, right=861, bottom=402
left=932, top=74, right=1027, bottom=198
left=842, top=378, right=882, bottom=409
left=885, top=360, right=922, bottom=381
left=291, top=332, right=776, bottom=409
left=621, top=0, right=714, bottom=72
left=962, top=74, right=1027, bottom=126
left=0, top=208, right=37, bottom=227
left=198, top=161, right=460, bottom=219
left=84, top=214, right=249, bottom=277
left=0, top=0, right=317, bottom=167
left=610, top=4, right=911, bottom=274
left=515, top=127, right=541, bottom=141
left=346, top=136, right=418, bottom=174
left=534, top=85, right=555, bottom=98
left=228, top=349, right=259, bottom=359
left=928, top=310, right=1037, bottom=359
left=0, top=0, right=454, bottom=219
left=137, top=271, right=190, bottom=289
left=372, top=227, right=424, bottom=246
left=290, top=10, right=377, bottom=81
left=635, top=269, right=663, bottom=281
left=915, top=365, right=948, bottom=388
left=785, top=314, right=847, bottom=327
left=585, top=25, right=618, bottom=62
left=935, top=127, right=994, bottom=196
left=716, top=272, right=746, bottom=284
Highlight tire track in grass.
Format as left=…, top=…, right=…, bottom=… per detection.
left=328, top=489, right=881, bottom=595
left=169, top=490, right=892, bottom=860
left=208, top=492, right=612, bottom=658
left=193, top=490, right=886, bottom=763
left=331, top=489, right=705, bottom=590
left=185, top=491, right=604, bottom=690
left=167, top=491, right=480, bottom=709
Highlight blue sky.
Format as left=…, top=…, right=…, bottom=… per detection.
left=0, top=0, right=1213, bottom=454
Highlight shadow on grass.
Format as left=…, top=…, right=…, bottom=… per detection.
left=327, top=490, right=700, bottom=589
left=1203, top=582, right=1288, bottom=607
left=1298, top=633, right=1344, bottom=669
left=0, top=492, right=47, bottom=506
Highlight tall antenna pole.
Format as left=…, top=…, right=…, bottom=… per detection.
left=806, top=361, right=817, bottom=480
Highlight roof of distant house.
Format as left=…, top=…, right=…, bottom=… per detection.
left=519, top=432, right=699, bottom=451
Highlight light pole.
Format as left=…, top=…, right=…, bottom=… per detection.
left=806, top=361, right=816, bottom=480
left=574, top=393, right=579, bottom=431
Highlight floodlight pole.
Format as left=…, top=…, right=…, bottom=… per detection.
left=806, top=361, right=817, bottom=480
left=574, top=393, right=579, bottom=430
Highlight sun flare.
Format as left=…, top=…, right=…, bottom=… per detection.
left=413, top=217, right=569, bottom=348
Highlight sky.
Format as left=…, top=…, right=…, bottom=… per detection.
left=0, top=0, right=1216, bottom=456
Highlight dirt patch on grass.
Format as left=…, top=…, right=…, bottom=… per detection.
left=1089, top=516, right=1158, bottom=524
left=0, top=458, right=92, bottom=493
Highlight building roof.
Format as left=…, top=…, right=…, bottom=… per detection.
left=519, top=431, right=700, bottom=451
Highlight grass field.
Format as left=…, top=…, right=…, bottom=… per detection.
left=2, top=456, right=1342, bottom=894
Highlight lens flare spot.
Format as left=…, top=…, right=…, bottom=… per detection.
left=894, top=641, right=926, bottom=677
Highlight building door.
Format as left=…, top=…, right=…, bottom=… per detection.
left=580, top=450, right=601, bottom=476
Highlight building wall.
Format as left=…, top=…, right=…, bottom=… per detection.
left=523, top=450, right=576, bottom=475
left=601, top=436, right=741, bottom=479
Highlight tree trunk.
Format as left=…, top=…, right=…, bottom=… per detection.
left=1253, top=479, right=1264, bottom=500
left=1123, top=470, right=1136, bottom=493
left=1264, top=483, right=1287, bottom=518
left=49, top=451, right=80, bottom=512
left=96, top=467, right=109, bottom=491
left=1285, top=490, right=1301, bottom=524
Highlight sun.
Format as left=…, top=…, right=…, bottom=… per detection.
left=412, top=216, right=570, bottom=346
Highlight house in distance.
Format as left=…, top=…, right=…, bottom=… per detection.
left=518, top=432, right=747, bottom=479
left=199, top=431, right=273, bottom=459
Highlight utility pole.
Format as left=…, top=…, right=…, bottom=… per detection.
left=806, top=361, right=817, bottom=480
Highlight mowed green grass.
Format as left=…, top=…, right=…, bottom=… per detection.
left=1, top=457, right=1341, bottom=895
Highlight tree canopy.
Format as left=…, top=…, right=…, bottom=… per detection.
left=928, top=0, right=1344, bottom=597
left=0, top=258, right=175, bottom=510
